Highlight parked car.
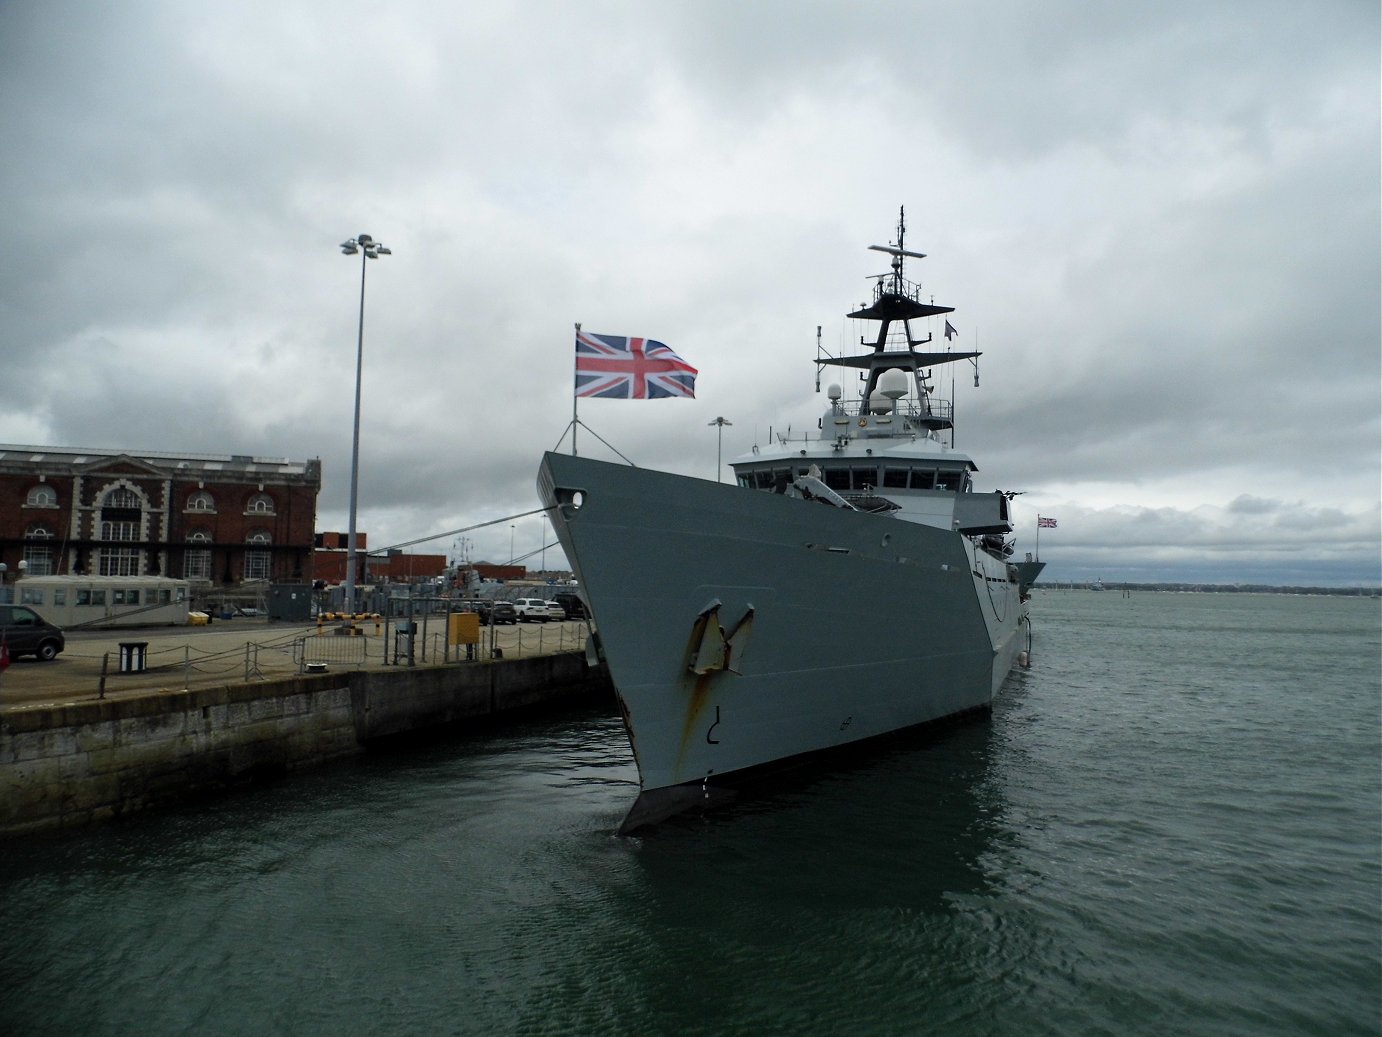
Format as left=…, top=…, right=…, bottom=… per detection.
left=458, top=599, right=517, bottom=625
left=513, top=597, right=559, bottom=622
left=541, top=600, right=567, bottom=621
left=550, top=591, right=588, bottom=620
left=488, top=601, right=519, bottom=625
left=0, top=604, right=66, bottom=661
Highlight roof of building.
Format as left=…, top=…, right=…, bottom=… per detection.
left=0, top=444, right=320, bottom=480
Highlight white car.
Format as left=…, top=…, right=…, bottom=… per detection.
left=513, top=597, right=558, bottom=622
left=541, top=600, right=567, bottom=621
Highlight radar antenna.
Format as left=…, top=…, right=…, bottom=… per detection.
left=867, top=206, right=926, bottom=291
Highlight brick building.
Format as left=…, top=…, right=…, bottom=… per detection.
left=0, top=445, right=321, bottom=588
left=312, top=532, right=448, bottom=584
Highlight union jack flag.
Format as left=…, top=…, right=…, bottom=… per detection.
left=1038, top=516, right=1058, bottom=528
left=575, top=332, right=697, bottom=399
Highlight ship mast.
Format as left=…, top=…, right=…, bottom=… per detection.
left=818, top=207, right=979, bottom=435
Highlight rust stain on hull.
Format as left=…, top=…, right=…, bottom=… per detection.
left=675, top=669, right=717, bottom=776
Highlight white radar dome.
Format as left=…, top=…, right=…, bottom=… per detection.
left=870, top=395, right=894, bottom=414
left=878, top=369, right=909, bottom=400
left=827, top=383, right=842, bottom=401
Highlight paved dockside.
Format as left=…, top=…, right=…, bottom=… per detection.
left=0, top=616, right=593, bottom=712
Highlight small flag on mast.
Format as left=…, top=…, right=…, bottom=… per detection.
left=575, top=332, right=697, bottom=399
left=944, top=320, right=957, bottom=340
left=1038, top=516, right=1058, bottom=528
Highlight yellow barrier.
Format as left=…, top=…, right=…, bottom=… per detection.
left=315, top=612, right=383, bottom=634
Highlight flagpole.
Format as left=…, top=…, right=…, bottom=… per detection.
left=572, top=322, right=580, bottom=456
left=1036, top=515, right=1041, bottom=560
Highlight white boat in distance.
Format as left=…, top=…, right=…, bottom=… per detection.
left=539, top=209, right=1043, bottom=833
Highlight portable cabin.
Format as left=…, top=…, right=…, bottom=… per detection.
left=12, top=575, right=191, bottom=627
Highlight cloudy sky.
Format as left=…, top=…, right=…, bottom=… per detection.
left=2, top=1, right=1377, bottom=586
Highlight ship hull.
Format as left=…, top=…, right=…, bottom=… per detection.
left=538, top=451, right=1030, bottom=832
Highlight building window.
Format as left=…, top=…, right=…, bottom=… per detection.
left=101, top=521, right=140, bottom=541
left=99, top=548, right=140, bottom=576
left=184, top=551, right=212, bottom=579
left=246, top=493, right=276, bottom=515
left=98, top=485, right=145, bottom=576
left=55, top=589, right=67, bottom=606
left=21, top=546, right=53, bottom=575
left=103, top=487, right=141, bottom=510
left=187, top=491, right=215, bottom=512
left=244, top=531, right=272, bottom=581
left=184, top=530, right=212, bottom=581
left=25, top=485, right=58, bottom=508
left=23, top=524, right=55, bottom=576
left=19, top=588, right=44, bottom=605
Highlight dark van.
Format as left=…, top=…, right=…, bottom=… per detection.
left=550, top=591, right=588, bottom=620
left=0, top=604, right=66, bottom=661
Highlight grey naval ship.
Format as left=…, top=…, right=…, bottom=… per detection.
left=539, top=210, right=1043, bottom=833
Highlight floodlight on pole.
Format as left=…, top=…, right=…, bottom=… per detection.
left=708, top=416, right=733, bottom=482
left=339, top=232, right=390, bottom=621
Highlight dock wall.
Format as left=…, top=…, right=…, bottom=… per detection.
left=0, top=653, right=612, bottom=837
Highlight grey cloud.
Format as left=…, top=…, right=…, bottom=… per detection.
left=0, top=0, right=1377, bottom=585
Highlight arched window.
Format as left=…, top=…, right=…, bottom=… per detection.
left=246, top=493, right=276, bottom=515
left=187, top=490, right=215, bottom=512
left=98, top=484, right=145, bottom=576
left=25, top=485, right=57, bottom=508
left=103, top=487, right=141, bottom=510
left=244, top=530, right=272, bottom=581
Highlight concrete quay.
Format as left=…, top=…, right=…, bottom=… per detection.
left=0, top=618, right=614, bottom=837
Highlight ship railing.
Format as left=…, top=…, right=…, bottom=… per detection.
left=896, top=398, right=953, bottom=424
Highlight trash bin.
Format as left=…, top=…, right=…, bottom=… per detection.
left=394, top=622, right=416, bottom=661
left=118, top=641, right=149, bottom=673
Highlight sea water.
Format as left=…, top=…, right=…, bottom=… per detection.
left=1, top=592, right=1378, bottom=1036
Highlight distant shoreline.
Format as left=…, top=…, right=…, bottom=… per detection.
left=1037, top=582, right=1380, bottom=596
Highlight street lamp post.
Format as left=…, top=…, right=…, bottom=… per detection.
left=708, top=417, right=733, bottom=482
left=509, top=524, right=515, bottom=565
left=339, top=233, right=391, bottom=621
